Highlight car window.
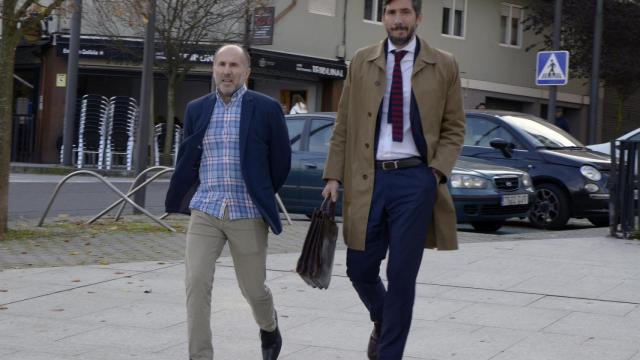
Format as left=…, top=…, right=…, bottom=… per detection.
left=500, top=114, right=584, bottom=148
left=465, top=117, right=521, bottom=148
left=628, top=131, right=640, bottom=141
left=308, top=120, right=333, bottom=153
left=286, top=118, right=306, bottom=149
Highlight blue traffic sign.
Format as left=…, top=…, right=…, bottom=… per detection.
left=536, top=51, right=569, bottom=86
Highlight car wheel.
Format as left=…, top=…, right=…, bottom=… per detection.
left=587, top=216, right=609, bottom=227
left=528, top=183, right=571, bottom=229
left=470, top=221, right=505, bottom=232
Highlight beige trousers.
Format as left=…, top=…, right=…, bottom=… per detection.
left=185, top=209, right=276, bottom=360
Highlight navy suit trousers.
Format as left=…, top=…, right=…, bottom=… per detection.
left=346, top=163, right=437, bottom=359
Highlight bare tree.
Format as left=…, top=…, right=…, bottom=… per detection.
left=89, top=0, right=259, bottom=165
left=0, top=0, right=66, bottom=240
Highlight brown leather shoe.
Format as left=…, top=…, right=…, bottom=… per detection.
left=367, top=322, right=382, bottom=359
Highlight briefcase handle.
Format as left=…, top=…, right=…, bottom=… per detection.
left=320, top=197, right=336, bottom=219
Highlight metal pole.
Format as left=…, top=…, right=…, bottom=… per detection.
left=588, top=0, right=604, bottom=144
left=133, top=0, right=156, bottom=210
left=62, top=0, right=82, bottom=166
left=546, top=0, right=562, bottom=123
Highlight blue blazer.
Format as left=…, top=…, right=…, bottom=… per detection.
left=165, top=90, right=291, bottom=234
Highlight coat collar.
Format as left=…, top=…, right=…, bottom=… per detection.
left=366, top=36, right=437, bottom=74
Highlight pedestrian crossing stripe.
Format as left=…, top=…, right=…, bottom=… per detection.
left=538, top=53, right=566, bottom=80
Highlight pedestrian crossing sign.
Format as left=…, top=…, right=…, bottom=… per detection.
left=536, top=51, right=569, bottom=86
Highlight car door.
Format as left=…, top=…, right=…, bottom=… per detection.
left=297, top=118, right=335, bottom=211
left=280, top=116, right=308, bottom=213
left=461, top=115, right=540, bottom=172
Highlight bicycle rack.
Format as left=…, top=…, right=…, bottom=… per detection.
left=37, top=170, right=176, bottom=232
left=37, top=167, right=293, bottom=231
left=89, top=166, right=174, bottom=224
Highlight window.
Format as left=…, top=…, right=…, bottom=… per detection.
left=308, top=120, right=333, bottom=152
left=286, top=118, right=306, bottom=150
left=364, top=0, right=383, bottom=22
left=442, top=0, right=466, bottom=37
left=464, top=117, right=520, bottom=149
left=309, top=0, right=336, bottom=16
left=500, top=4, right=523, bottom=47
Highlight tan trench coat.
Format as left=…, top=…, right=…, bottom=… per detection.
left=323, top=38, right=465, bottom=251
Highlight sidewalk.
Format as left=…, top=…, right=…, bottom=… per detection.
left=2, top=227, right=640, bottom=359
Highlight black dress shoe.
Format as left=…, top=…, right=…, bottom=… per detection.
left=260, top=326, right=282, bottom=360
left=367, top=322, right=382, bottom=359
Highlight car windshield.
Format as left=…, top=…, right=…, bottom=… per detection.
left=499, top=114, right=584, bottom=149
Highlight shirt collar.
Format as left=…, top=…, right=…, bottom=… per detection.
left=387, top=36, right=417, bottom=55
left=215, top=84, right=247, bottom=104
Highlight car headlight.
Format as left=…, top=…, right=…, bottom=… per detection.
left=522, top=173, right=533, bottom=188
left=450, top=174, right=488, bottom=189
left=580, top=165, right=602, bottom=181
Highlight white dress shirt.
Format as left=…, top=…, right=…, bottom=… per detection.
left=376, top=36, right=421, bottom=161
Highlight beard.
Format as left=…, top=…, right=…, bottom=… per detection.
left=387, top=26, right=416, bottom=47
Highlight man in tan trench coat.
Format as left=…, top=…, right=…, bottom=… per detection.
left=322, top=0, right=465, bottom=358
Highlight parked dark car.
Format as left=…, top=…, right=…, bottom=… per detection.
left=279, top=113, right=535, bottom=232
left=462, top=110, right=611, bottom=229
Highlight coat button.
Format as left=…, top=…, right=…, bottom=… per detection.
left=374, top=81, right=381, bottom=86
left=362, top=174, right=368, bottom=180
left=365, top=143, right=370, bottom=148
left=368, top=112, right=372, bottom=117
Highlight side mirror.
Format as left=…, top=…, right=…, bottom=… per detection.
left=490, top=138, right=515, bottom=158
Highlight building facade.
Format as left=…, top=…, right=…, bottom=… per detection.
left=13, top=0, right=603, bottom=164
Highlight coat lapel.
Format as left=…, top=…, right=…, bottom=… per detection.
left=239, top=91, right=254, bottom=164
left=367, top=40, right=387, bottom=72
left=412, top=37, right=437, bottom=78
left=194, top=93, right=216, bottom=135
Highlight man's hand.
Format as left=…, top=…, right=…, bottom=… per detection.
left=322, top=179, right=340, bottom=202
left=432, top=168, right=443, bottom=184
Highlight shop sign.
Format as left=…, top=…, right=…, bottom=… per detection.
left=254, top=52, right=346, bottom=79
left=252, top=7, right=275, bottom=45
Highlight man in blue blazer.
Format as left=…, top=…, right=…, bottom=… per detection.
left=165, top=44, right=291, bottom=360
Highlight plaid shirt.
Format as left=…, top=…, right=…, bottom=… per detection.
left=189, top=85, right=261, bottom=220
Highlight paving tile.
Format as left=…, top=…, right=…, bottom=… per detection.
left=529, top=296, right=637, bottom=316
left=598, top=279, right=640, bottom=303
left=1, top=288, right=134, bottom=320
left=444, top=303, right=569, bottom=331
left=73, top=300, right=185, bottom=328
left=282, top=317, right=372, bottom=352
left=404, top=323, right=526, bottom=360
left=0, top=351, right=78, bottom=360
left=57, top=325, right=185, bottom=351
left=491, top=332, right=638, bottom=360
left=508, top=274, right=623, bottom=299
left=437, top=287, right=543, bottom=306
left=0, top=315, right=105, bottom=347
left=280, top=345, right=367, bottom=359
left=545, top=312, right=640, bottom=342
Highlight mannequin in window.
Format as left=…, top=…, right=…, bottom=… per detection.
left=289, top=94, right=308, bottom=114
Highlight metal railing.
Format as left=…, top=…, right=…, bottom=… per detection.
left=609, top=140, right=640, bottom=238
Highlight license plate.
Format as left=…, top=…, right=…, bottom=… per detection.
left=501, top=194, right=529, bottom=206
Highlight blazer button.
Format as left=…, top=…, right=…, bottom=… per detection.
left=368, top=112, right=372, bottom=117
left=374, top=81, right=381, bottom=87
left=362, top=174, right=368, bottom=180
left=365, top=143, right=370, bottom=148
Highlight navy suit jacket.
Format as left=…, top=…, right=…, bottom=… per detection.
left=165, top=90, right=291, bottom=234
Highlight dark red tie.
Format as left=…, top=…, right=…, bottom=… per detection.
left=389, top=50, right=407, bottom=142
